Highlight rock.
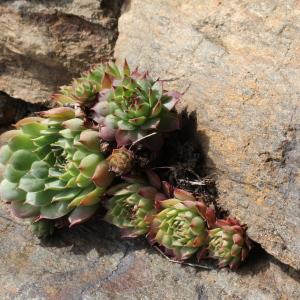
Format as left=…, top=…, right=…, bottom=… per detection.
left=0, top=92, right=45, bottom=127
left=0, top=0, right=122, bottom=103
left=0, top=92, right=18, bottom=126
left=0, top=205, right=299, bottom=300
left=115, top=0, right=300, bottom=269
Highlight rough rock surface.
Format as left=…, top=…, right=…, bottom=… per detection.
left=0, top=0, right=299, bottom=298
left=115, top=0, right=300, bottom=270
left=0, top=92, right=45, bottom=127
left=0, top=0, right=122, bottom=103
left=0, top=204, right=299, bottom=300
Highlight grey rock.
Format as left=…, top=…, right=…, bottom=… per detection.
left=115, top=0, right=300, bottom=269
left=0, top=204, right=299, bottom=300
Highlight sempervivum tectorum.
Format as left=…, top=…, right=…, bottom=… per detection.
left=92, top=61, right=181, bottom=150
left=52, top=64, right=105, bottom=105
left=104, top=182, right=166, bottom=237
left=205, top=218, right=251, bottom=269
left=147, top=188, right=216, bottom=261
left=0, top=107, right=114, bottom=237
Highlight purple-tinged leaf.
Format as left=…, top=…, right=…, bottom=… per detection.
left=162, top=181, right=173, bottom=198
left=39, top=202, right=72, bottom=220
left=99, top=126, right=116, bottom=141
left=174, top=188, right=195, bottom=201
left=233, top=233, right=244, bottom=246
left=11, top=201, right=39, bottom=218
left=92, top=101, right=111, bottom=117
left=38, top=107, right=75, bottom=121
left=154, top=192, right=167, bottom=210
left=146, top=170, right=161, bottom=190
left=131, top=67, right=142, bottom=79
left=162, top=91, right=181, bottom=110
left=115, top=130, right=137, bottom=147
left=68, top=204, right=99, bottom=227
left=205, top=207, right=216, bottom=228
left=196, top=248, right=209, bottom=261
left=138, top=186, right=158, bottom=200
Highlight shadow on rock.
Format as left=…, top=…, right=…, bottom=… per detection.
left=41, top=216, right=147, bottom=259
left=155, top=108, right=225, bottom=217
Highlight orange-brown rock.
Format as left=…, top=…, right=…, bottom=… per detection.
left=0, top=0, right=121, bottom=103
left=115, top=0, right=300, bottom=269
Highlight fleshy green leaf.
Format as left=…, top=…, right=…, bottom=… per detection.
left=19, top=175, right=45, bottom=192
left=44, top=180, right=66, bottom=191
left=4, top=164, right=26, bottom=183
left=20, top=122, right=48, bottom=137
left=79, top=154, right=102, bottom=178
left=30, top=161, right=49, bottom=179
left=8, top=134, right=35, bottom=151
left=68, top=186, right=104, bottom=207
left=0, top=145, right=12, bottom=164
left=10, top=150, right=37, bottom=171
left=0, top=179, right=26, bottom=201
left=26, top=190, right=57, bottom=206
left=52, top=188, right=82, bottom=202
left=40, top=202, right=73, bottom=219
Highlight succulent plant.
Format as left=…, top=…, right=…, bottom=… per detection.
left=92, top=62, right=181, bottom=150
left=52, top=61, right=180, bottom=149
left=31, top=219, right=55, bottom=238
left=106, top=147, right=134, bottom=175
left=147, top=188, right=216, bottom=261
left=204, top=218, right=251, bottom=269
left=104, top=182, right=166, bottom=237
left=0, top=107, right=114, bottom=236
left=52, top=65, right=106, bottom=105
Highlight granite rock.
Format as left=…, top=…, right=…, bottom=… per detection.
left=115, top=0, right=300, bottom=269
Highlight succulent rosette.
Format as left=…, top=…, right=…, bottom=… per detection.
left=104, top=182, right=166, bottom=237
left=0, top=107, right=114, bottom=236
left=147, top=188, right=215, bottom=261
left=52, top=64, right=106, bottom=105
left=92, top=62, right=181, bottom=150
left=205, top=218, right=251, bottom=269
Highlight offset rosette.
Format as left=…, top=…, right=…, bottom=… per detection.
left=52, top=65, right=106, bottom=105
left=205, top=218, right=251, bottom=269
left=92, top=62, right=181, bottom=150
left=147, top=188, right=215, bottom=261
left=52, top=61, right=181, bottom=150
left=0, top=107, right=114, bottom=236
left=104, top=182, right=165, bottom=237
